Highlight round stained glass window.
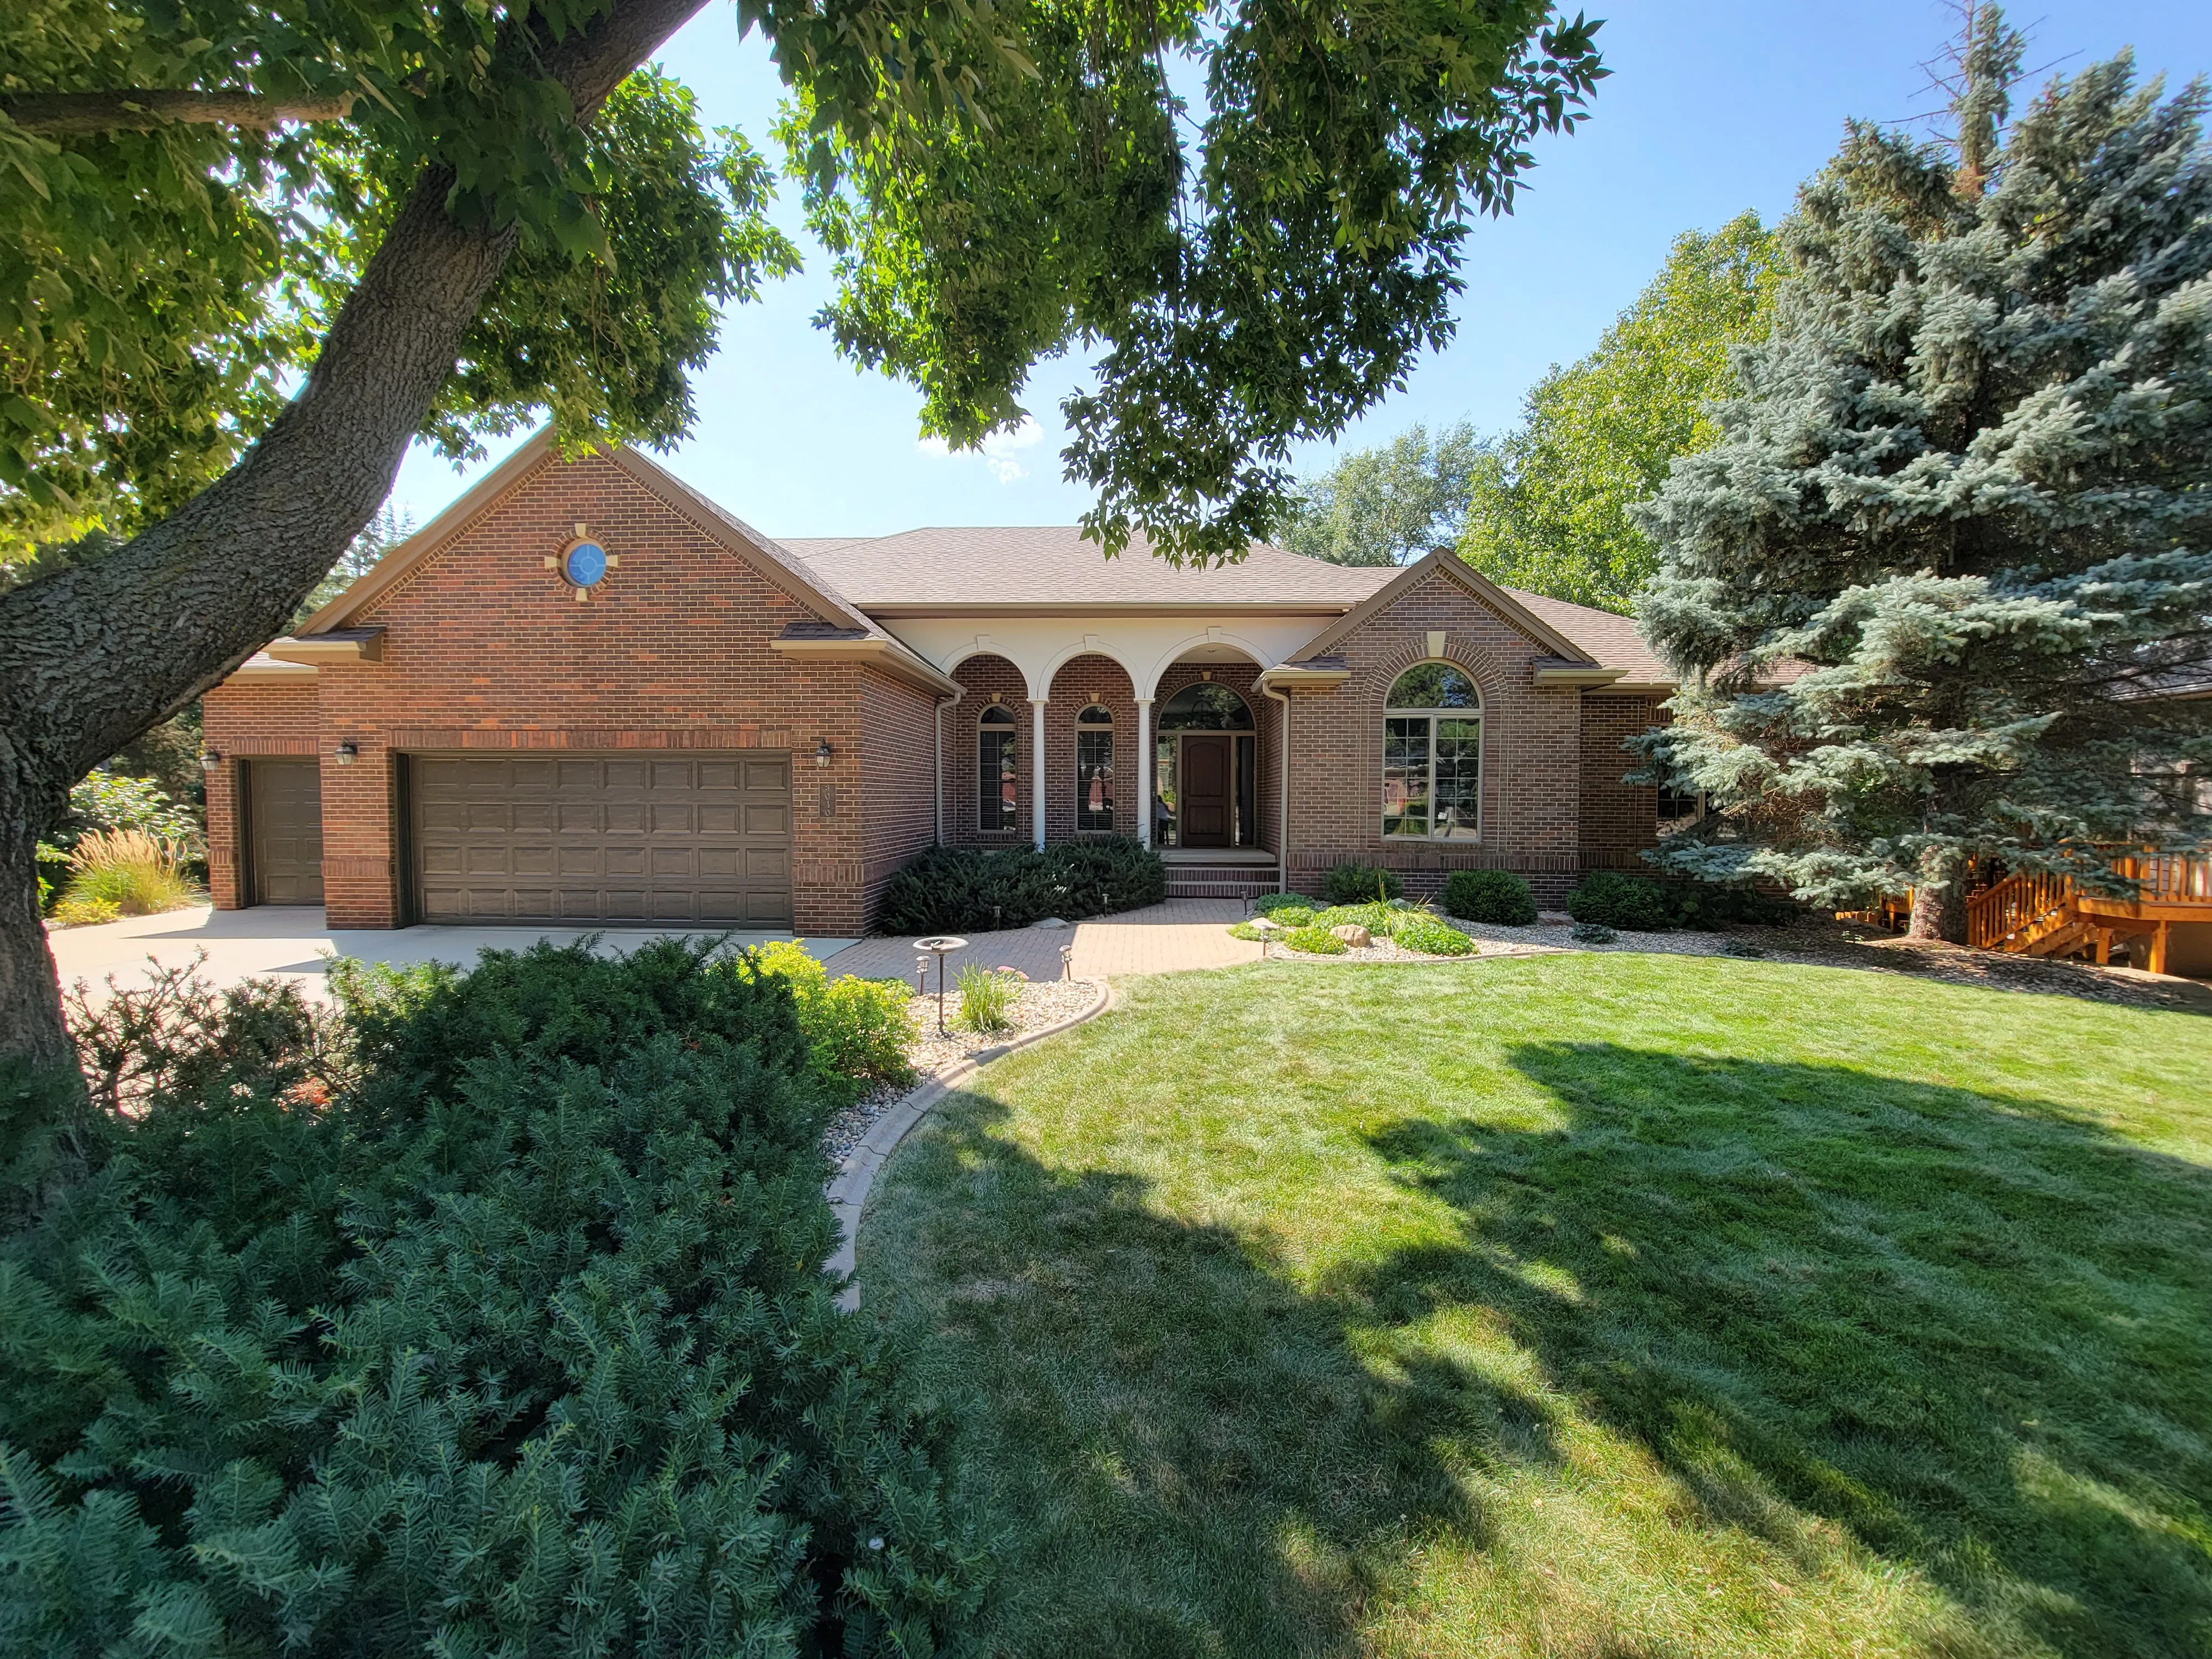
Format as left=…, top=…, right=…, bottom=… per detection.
left=564, top=540, right=609, bottom=587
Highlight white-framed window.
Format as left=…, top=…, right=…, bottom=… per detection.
left=1076, top=704, right=1115, bottom=831
left=1383, top=662, right=1481, bottom=839
left=978, top=705, right=1019, bottom=832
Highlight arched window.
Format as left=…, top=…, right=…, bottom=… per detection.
left=1076, top=703, right=1115, bottom=831
left=1156, top=683, right=1255, bottom=731
left=1154, top=681, right=1258, bottom=848
left=1383, top=662, right=1481, bottom=839
left=978, top=704, right=1019, bottom=832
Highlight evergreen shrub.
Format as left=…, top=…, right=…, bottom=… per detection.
left=1566, top=872, right=1677, bottom=931
left=1441, top=869, right=1538, bottom=925
left=877, top=838, right=1164, bottom=933
left=1249, top=892, right=1314, bottom=918
left=1323, top=863, right=1404, bottom=904
left=0, top=939, right=988, bottom=1656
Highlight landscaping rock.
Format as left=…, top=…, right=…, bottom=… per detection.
left=1330, top=923, right=1373, bottom=947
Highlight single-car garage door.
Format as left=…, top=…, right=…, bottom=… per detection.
left=248, top=759, right=324, bottom=905
left=409, top=752, right=792, bottom=926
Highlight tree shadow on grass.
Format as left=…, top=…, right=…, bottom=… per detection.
left=862, top=1042, right=2212, bottom=1658
left=860, top=1092, right=1597, bottom=1659
left=1358, top=1042, right=2212, bottom=1659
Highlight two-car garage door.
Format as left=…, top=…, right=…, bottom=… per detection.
left=410, top=752, right=792, bottom=926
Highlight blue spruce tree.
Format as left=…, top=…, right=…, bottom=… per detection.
left=1632, top=9, right=2212, bottom=941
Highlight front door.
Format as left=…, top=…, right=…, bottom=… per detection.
left=1181, top=737, right=1233, bottom=847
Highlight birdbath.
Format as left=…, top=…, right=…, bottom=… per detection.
left=914, top=936, right=966, bottom=1033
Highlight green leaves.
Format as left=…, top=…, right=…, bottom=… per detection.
left=1278, top=420, right=1481, bottom=567
left=1459, top=210, right=1782, bottom=613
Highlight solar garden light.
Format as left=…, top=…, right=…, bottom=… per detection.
left=1250, top=917, right=1281, bottom=959
left=914, top=936, right=965, bottom=1033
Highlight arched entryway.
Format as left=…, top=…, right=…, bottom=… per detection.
left=1154, top=680, right=1260, bottom=849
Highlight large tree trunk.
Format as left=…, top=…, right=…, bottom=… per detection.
left=1907, top=846, right=1970, bottom=944
left=0, top=0, right=707, bottom=1081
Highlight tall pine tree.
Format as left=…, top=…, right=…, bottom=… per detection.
left=1632, top=9, right=2212, bottom=941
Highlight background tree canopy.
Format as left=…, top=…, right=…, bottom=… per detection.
left=1458, top=210, right=1781, bottom=612
left=1274, top=421, right=1479, bottom=566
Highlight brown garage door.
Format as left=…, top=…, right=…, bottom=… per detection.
left=248, top=759, right=324, bottom=905
left=409, top=752, right=792, bottom=926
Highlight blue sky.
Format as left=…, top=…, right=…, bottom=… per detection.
left=387, top=0, right=2212, bottom=539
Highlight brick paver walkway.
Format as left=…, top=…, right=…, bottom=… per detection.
left=817, top=899, right=1257, bottom=985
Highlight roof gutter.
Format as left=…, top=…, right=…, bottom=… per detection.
left=768, top=632, right=963, bottom=696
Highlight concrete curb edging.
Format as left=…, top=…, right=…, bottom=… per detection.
left=826, top=979, right=1116, bottom=1309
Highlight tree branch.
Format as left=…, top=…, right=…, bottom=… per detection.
left=0, top=0, right=711, bottom=1070
left=0, top=89, right=358, bottom=136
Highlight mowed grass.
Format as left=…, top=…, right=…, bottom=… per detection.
left=857, top=954, right=2212, bottom=1659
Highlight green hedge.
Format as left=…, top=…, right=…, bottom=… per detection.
left=1566, top=870, right=1676, bottom=930
left=1442, top=869, right=1538, bottom=926
left=1323, top=863, right=1405, bottom=904
left=1567, top=871, right=1796, bottom=932
left=0, top=940, right=986, bottom=1656
left=877, top=838, right=1165, bottom=934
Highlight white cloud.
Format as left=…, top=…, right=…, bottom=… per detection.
left=916, top=415, right=1045, bottom=484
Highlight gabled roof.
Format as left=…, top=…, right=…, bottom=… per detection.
left=289, top=430, right=958, bottom=695
left=780, top=526, right=1395, bottom=611
left=1286, top=547, right=1639, bottom=675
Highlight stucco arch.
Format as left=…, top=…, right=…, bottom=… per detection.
left=1039, top=639, right=1144, bottom=699
left=1136, top=630, right=1274, bottom=700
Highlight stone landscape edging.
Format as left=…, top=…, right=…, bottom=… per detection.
left=827, top=978, right=1115, bottom=1308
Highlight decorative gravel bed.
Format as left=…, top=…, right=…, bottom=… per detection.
left=821, top=977, right=1104, bottom=1161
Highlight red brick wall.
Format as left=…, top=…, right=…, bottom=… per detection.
left=1579, top=695, right=1667, bottom=872
left=1044, top=654, right=1139, bottom=839
left=945, top=654, right=1031, bottom=845
left=204, top=451, right=921, bottom=936
left=859, top=667, right=942, bottom=927
left=1281, top=567, right=1583, bottom=904
left=202, top=679, right=321, bottom=909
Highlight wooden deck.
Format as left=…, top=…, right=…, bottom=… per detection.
left=1966, top=854, right=2212, bottom=972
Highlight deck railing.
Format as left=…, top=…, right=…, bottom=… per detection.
left=1965, top=853, right=2212, bottom=951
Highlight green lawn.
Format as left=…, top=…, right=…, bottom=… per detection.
left=857, top=954, right=2212, bottom=1659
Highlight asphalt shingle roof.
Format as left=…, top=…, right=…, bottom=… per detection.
left=779, top=527, right=1399, bottom=608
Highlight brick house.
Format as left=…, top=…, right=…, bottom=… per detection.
left=202, top=431, right=1678, bottom=934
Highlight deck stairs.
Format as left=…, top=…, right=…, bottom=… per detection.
left=1966, top=855, right=2212, bottom=973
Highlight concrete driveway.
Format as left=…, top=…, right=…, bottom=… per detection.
left=45, top=899, right=1260, bottom=1004
left=45, top=905, right=857, bottom=1001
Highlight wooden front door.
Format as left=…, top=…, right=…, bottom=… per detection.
left=1180, top=737, right=1233, bottom=847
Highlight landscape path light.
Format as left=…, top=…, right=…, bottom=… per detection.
left=914, top=936, right=966, bottom=1033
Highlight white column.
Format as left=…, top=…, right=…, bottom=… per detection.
left=1030, top=697, right=1049, bottom=849
left=1134, top=697, right=1154, bottom=848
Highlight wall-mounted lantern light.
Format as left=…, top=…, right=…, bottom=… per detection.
left=333, top=742, right=359, bottom=766
left=200, top=747, right=221, bottom=772
left=814, top=739, right=834, bottom=769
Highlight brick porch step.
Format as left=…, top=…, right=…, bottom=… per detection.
left=1165, top=872, right=1282, bottom=900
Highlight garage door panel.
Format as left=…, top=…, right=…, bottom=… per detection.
left=411, top=750, right=791, bottom=926
left=249, top=760, right=324, bottom=906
